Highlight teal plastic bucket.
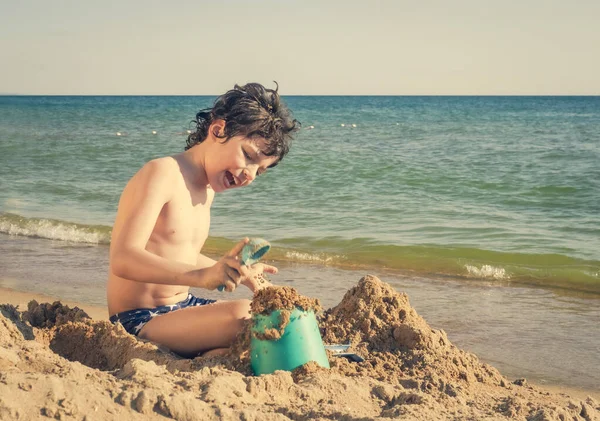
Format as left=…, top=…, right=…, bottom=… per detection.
left=250, top=308, right=330, bottom=375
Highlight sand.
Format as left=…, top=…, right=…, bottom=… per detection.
left=251, top=286, right=322, bottom=315
left=0, top=287, right=107, bottom=321
left=1, top=275, right=599, bottom=420
left=250, top=285, right=320, bottom=341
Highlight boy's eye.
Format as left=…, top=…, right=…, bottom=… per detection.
left=243, top=149, right=252, bottom=160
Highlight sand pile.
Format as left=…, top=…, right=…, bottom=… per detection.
left=251, top=286, right=322, bottom=315
left=23, top=300, right=91, bottom=329
left=1, top=276, right=599, bottom=420
left=320, top=275, right=504, bottom=388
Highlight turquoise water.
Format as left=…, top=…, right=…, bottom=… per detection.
left=1, top=95, right=599, bottom=292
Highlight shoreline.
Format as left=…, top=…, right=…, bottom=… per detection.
left=2, top=227, right=600, bottom=296
left=1, top=284, right=598, bottom=402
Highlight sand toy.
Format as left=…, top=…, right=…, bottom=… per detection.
left=251, top=307, right=330, bottom=375
left=250, top=285, right=330, bottom=375
left=218, top=238, right=271, bottom=291
left=324, top=343, right=364, bottom=362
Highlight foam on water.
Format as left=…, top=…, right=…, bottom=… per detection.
left=283, top=250, right=344, bottom=264
left=464, top=264, right=509, bottom=280
left=0, top=213, right=111, bottom=245
left=2, top=211, right=600, bottom=293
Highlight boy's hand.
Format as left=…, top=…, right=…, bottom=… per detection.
left=195, top=238, right=250, bottom=291
left=241, top=263, right=278, bottom=293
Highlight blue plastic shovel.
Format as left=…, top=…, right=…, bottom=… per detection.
left=217, top=238, right=271, bottom=292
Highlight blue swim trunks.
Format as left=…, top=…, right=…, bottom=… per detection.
left=109, top=293, right=217, bottom=336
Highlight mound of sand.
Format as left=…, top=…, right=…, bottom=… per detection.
left=320, top=275, right=504, bottom=387
left=0, top=276, right=598, bottom=420
left=23, top=300, right=91, bottom=329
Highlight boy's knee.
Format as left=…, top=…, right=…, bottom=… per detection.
left=232, top=299, right=252, bottom=320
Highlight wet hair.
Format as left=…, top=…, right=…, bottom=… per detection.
left=185, top=82, right=300, bottom=166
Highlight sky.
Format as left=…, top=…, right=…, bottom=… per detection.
left=0, top=0, right=599, bottom=95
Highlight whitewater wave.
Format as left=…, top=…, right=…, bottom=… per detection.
left=2, top=212, right=599, bottom=294
left=283, top=250, right=346, bottom=264
left=0, top=213, right=111, bottom=245
left=464, top=264, right=510, bottom=280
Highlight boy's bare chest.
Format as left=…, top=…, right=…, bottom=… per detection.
left=155, top=190, right=212, bottom=249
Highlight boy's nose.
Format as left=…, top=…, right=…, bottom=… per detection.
left=243, top=167, right=257, bottom=183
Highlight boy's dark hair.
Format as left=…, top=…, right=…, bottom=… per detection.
left=185, top=82, right=300, bottom=165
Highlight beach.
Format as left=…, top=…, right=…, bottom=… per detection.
left=1, top=95, right=599, bottom=419
left=2, top=233, right=600, bottom=394
left=1, top=275, right=599, bottom=420
left=2, top=0, right=599, bottom=415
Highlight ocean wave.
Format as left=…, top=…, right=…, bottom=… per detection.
left=583, top=270, right=600, bottom=279
left=283, top=250, right=346, bottom=264
left=0, top=213, right=111, bottom=245
left=464, top=264, right=509, bottom=280
left=2, top=212, right=599, bottom=294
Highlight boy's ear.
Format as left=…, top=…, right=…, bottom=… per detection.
left=210, top=119, right=226, bottom=138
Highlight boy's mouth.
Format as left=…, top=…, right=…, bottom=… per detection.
left=225, top=171, right=238, bottom=188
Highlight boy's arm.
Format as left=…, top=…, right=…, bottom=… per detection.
left=196, top=253, right=217, bottom=268
left=110, top=159, right=213, bottom=287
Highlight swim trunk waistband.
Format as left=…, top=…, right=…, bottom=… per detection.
left=109, top=293, right=217, bottom=336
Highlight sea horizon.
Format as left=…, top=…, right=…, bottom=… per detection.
left=2, top=94, right=600, bottom=97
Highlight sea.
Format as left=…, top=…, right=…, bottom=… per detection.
left=0, top=95, right=599, bottom=391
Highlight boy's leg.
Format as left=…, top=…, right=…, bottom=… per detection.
left=137, top=299, right=251, bottom=357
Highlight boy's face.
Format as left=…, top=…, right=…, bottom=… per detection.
left=206, top=135, right=279, bottom=193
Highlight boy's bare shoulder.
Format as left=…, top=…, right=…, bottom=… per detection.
left=142, top=156, right=179, bottom=174
left=121, top=157, right=182, bottom=202
left=133, top=156, right=181, bottom=183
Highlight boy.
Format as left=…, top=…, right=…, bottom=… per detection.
left=107, top=83, right=299, bottom=357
